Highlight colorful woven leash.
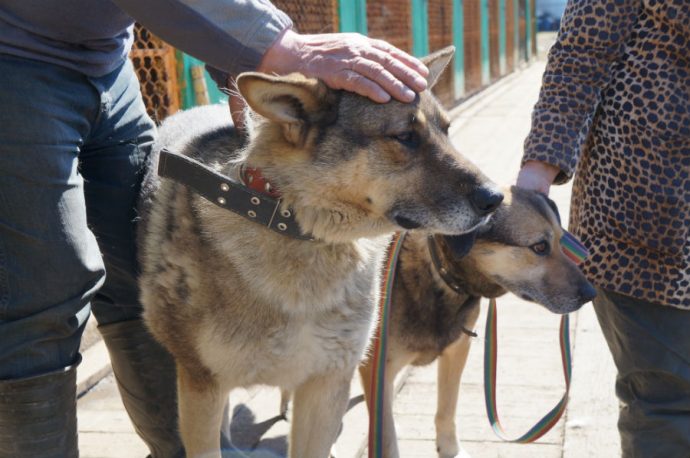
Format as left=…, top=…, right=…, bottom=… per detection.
left=483, top=230, right=589, bottom=443
left=368, top=232, right=405, bottom=458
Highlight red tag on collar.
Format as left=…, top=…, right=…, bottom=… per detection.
left=241, top=166, right=281, bottom=198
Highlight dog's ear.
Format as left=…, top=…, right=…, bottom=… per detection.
left=421, top=46, right=455, bottom=89
left=443, top=230, right=477, bottom=260
left=236, top=72, right=332, bottom=145
left=539, top=193, right=562, bottom=225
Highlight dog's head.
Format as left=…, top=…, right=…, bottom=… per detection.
left=235, top=46, right=502, bottom=242
left=438, top=187, right=596, bottom=314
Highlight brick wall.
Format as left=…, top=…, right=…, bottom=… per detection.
left=505, top=0, right=515, bottom=71
left=272, top=0, right=339, bottom=33
left=489, top=0, right=500, bottom=80
left=367, top=0, right=412, bottom=53
left=463, top=0, right=482, bottom=93
left=428, top=0, right=455, bottom=106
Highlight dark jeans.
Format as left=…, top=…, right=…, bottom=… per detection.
left=0, top=54, right=155, bottom=379
left=593, top=288, right=690, bottom=458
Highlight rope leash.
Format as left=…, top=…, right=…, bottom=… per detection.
left=368, top=232, right=405, bottom=458
left=367, top=230, right=589, bottom=454
left=483, top=230, right=589, bottom=443
left=483, top=299, right=571, bottom=442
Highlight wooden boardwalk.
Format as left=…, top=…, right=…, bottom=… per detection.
left=77, top=60, right=621, bottom=458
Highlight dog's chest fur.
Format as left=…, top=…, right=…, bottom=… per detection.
left=138, top=106, right=389, bottom=389
left=389, top=234, right=480, bottom=366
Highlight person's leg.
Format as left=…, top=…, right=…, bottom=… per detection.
left=81, top=60, right=185, bottom=458
left=592, top=288, right=690, bottom=458
left=0, top=55, right=103, bottom=457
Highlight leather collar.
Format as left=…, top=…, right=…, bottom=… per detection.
left=427, top=235, right=478, bottom=337
left=239, top=165, right=282, bottom=198
left=157, top=148, right=313, bottom=241
left=427, top=235, right=468, bottom=294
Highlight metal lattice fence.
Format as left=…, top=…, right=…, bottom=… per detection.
left=129, top=24, right=180, bottom=123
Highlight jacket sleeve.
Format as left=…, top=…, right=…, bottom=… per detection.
left=522, top=0, right=641, bottom=184
left=112, top=0, right=292, bottom=77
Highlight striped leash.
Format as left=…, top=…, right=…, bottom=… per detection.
left=483, top=230, right=589, bottom=442
left=368, top=232, right=405, bottom=458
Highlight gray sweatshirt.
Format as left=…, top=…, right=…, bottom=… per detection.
left=0, top=0, right=292, bottom=77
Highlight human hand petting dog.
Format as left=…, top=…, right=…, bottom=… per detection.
left=230, top=28, right=430, bottom=129
left=516, top=160, right=560, bottom=195
left=259, top=29, right=429, bottom=103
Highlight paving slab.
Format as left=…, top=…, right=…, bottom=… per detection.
left=78, top=58, right=621, bottom=458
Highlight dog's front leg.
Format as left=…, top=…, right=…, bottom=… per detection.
left=435, top=335, right=473, bottom=458
left=289, top=370, right=352, bottom=458
left=177, top=365, right=228, bottom=458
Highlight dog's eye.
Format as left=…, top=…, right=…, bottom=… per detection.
left=391, top=131, right=419, bottom=148
left=531, top=241, right=549, bottom=256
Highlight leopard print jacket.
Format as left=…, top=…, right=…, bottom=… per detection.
left=523, top=0, right=689, bottom=309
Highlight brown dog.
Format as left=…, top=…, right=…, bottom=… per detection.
left=138, top=46, right=504, bottom=458
left=359, top=186, right=595, bottom=458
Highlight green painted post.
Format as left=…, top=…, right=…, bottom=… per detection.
left=452, top=0, right=464, bottom=97
left=525, top=0, right=532, bottom=60
left=178, top=52, right=227, bottom=109
left=339, top=0, right=367, bottom=33
left=411, top=0, right=429, bottom=57
left=480, top=0, right=489, bottom=84
left=499, top=0, right=506, bottom=74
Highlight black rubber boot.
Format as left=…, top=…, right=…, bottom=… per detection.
left=99, top=319, right=233, bottom=458
left=99, top=319, right=185, bottom=458
left=0, top=357, right=80, bottom=458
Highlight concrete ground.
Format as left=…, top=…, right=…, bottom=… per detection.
left=77, top=57, right=622, bottom=458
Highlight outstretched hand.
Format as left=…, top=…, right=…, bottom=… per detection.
left=258, top=29, right=429, bottom=103
left=516, top=160, right=560, bottom=195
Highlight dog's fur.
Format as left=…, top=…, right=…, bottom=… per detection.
left=358, top=187, right=596, bottom=458
left=138, top=47, right=502, bottom=458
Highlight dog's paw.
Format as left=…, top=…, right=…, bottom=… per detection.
left=436, top=433, right=469, bottom=458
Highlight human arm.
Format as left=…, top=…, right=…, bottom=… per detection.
left=517, top=0, right=642, bottom=194
left=112, top=0, right=292, bottom=77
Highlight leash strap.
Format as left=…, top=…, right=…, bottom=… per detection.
left=483, top=230, right=587, bottom=443
left=483, top=298, right=571, bottom=442
left=157, top=148, right=313, bottom=241
left=368, top=232, right=406, bottom=458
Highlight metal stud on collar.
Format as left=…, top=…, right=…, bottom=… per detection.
left=277, top=223, right=287, bottom=231
left=217, top=197, right=226, bottom=205
left=220, top=183, right=230, bottom=192
left=248, top=210, right=257, bottom=218
left=250, top=196, right=261, bottom=205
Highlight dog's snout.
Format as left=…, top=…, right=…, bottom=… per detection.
left=469, top=187, right=504, bottom=216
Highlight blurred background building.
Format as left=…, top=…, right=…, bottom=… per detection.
left=130, top=0, right=540, bottom=123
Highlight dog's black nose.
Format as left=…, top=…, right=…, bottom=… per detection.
left=469, top=187, right=504, bottom=216
left=578, top=282, right=597, bottom=304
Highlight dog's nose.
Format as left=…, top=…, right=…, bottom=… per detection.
left=469, top=186, right=504, bottom=216
left=578, top=282, right=597, bottom=304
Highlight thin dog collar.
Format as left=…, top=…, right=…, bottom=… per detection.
left=157, top=148, right=314, bottom=241
left=427, top=236, right=479, bottom=337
